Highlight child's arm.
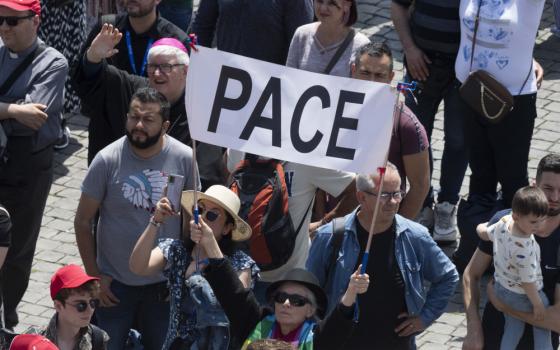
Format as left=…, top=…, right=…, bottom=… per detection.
left=521, top=281, right=546, bottom=321
left=476, top=222, right=491, bottom=241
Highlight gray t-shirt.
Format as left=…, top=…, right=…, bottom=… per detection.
left=286, top=22, right=370, bottom=77
left=82, top=135, right=199, bottom=285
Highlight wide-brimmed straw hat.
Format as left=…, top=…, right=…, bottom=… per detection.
left=181, top=185, right=252, bottom=242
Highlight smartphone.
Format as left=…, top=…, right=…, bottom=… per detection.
left=167, top=174, right=184, bottom=213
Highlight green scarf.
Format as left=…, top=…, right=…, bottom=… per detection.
left=242, top=314, right=315, bottom=350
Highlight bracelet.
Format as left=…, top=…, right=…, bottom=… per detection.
left=149, top=216, right=162, bottom=227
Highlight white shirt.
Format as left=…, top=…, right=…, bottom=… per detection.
left=487, top=215, right=543, bottom=294
left=455, top=0, right=545, bottom=95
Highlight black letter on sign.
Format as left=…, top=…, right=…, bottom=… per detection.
left=208, top=66, right=252, bottom=133
left=239, top=77, right=282, bottom=147
left=326, top=90, right=364, bottom=160
left=291, top=86, right=329, bottom=153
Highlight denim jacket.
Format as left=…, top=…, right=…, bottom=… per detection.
left=306, top=208, right=459, bottom=328
left=159, top=239, right=259, bottom=350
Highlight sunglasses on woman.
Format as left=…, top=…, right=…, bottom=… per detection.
left=273, top=292, right=311, bottom=307
left=67, top=298, right=100, bottom=312
left=195, top=206, right=221, bottom=222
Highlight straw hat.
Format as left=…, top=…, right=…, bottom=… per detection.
left=181, top=185, right=252, bottom=241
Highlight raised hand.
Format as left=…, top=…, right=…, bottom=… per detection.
left=86, top=23, right=123, bottom=63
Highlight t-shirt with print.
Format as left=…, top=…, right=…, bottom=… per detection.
left=486, top=215, right=543, bottom=294
left=286, top=22, right=370, bottom=78
left=227, top=149, right=355, bottom=282
left=81, top=135, right=199, bottom=286
left=389, top=103, right=429, bottom=191
left=455, top=0, right=545, bottom=95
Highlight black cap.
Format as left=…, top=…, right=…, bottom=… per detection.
left=266, top=268, right=328, bottom=319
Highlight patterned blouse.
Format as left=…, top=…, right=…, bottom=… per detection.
left=158, top=238, right=259, bottom=350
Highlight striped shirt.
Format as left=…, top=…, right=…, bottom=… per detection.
left=393, top=0, right=461, bottom=56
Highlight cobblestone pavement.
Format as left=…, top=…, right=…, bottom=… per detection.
left=15, top=0, right=560, bottom=348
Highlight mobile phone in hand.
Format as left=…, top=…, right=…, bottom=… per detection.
left=167, top=174, right=184, bottom=213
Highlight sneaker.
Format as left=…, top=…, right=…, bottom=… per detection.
left=433, top=201, right=458, bottom=243
left=54, top=125, right=71, bottom=150
left=415, top=206, right=434, bottom=232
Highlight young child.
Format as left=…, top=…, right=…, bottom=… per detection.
left=477, top=186, right=551, bottom=350
left=30, top=265, right=109, bottom=350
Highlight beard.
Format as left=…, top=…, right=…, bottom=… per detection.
left=126, top=128, right=162, bottom=149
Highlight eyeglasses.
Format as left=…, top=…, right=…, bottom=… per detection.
left=67, top=299, right=100, bottom=313
left=196, top=206, right=221, bottom=222
left=363, top=190, right=405, bottom=202
left=147, top=63, right=185, bottom=74
left=0, top=14, right=35, bottom=27
left=273, top=292, right=311, bottom=307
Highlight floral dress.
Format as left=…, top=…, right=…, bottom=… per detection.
left=158, top=239, right=259, bottom=350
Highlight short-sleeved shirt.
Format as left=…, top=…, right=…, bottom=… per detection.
left=486, top=215, right=543, bottom=293
left=227, top=150, right=355, bottom=282
left=389, top=103, right=429, bottom=190
left=286, top=22, right=370, bottom=78
left=81, top=135, right=198, bottom=285
left=392, top=0, right=461, bottom=56
left=455, top=0, right=545, bottom=95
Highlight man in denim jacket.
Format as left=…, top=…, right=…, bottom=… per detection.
left=306, top=163, right=458, bottom=349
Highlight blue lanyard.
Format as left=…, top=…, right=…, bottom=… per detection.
left=125, top=31, right=153, bottom=76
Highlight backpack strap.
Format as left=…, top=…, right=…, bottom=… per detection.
left=90, top=324, right=104, bottom=350
left=0, top=43, right=46, bottom=96
left=328, top=218, right=346, bottom=273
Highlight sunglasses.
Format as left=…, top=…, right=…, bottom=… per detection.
left=273, top=292, right=311, bottom=307
left=0, top=14, right=35, bottom=27
left=67, top=298, right=100, bottom=312
left=196, top=206, right=221, bottom=222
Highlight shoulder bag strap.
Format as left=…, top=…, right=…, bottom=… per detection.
left=323, top=29, right=356, bottom=74
left=0, top=44, right=46, bottom=96
left=324, top=217, right=346, bottom=292
left=469, top=0, right=483, bottom=72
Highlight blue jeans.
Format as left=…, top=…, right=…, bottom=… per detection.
left=495, top=282, right=552, bottom=350
left=404, top=62, right=468, bottom=206
left=95, top=279, right=170, bottom=350
left=158, top=2, right=193, bottom=33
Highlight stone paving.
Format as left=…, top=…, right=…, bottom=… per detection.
left=13, top=0, right=560, bottom=348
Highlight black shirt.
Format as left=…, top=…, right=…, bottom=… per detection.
left=344, top=220, right=409, bottom=350
left=83, top=14, right=189, bottom=77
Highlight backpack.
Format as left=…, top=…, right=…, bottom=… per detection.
left=229, top=156, right=311, bottom=271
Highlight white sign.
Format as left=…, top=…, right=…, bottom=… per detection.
left=185, top=46, right=396, bottom=174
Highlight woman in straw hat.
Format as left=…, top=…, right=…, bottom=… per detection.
left=190, top=213, right=370, bottom=350
left=130, top=185, right=259, bottom=350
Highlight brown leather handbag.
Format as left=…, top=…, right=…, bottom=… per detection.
left=459, top=0, right=531, bottom=124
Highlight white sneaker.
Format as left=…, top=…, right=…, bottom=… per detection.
left=433, top=202, right=458, bottom=243
left=415, top=206, right=434, bottom=232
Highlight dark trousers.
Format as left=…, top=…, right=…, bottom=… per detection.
left=460, top=90, right=537, bottom=206
left=0, top=137, right=54, bottom=328
left=405, top=59, right=468, bottom=206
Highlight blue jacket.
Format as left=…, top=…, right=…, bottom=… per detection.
left=306, top=208, right=459, bottom=328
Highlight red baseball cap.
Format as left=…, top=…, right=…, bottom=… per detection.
left=0, top=0, right=41, bottom=16
left=10, top=335, right=59, bottom=350
left=50, top=264, right=99, bottom=300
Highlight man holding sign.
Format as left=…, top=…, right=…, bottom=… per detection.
left=306, top=163, right=458, bottom=349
